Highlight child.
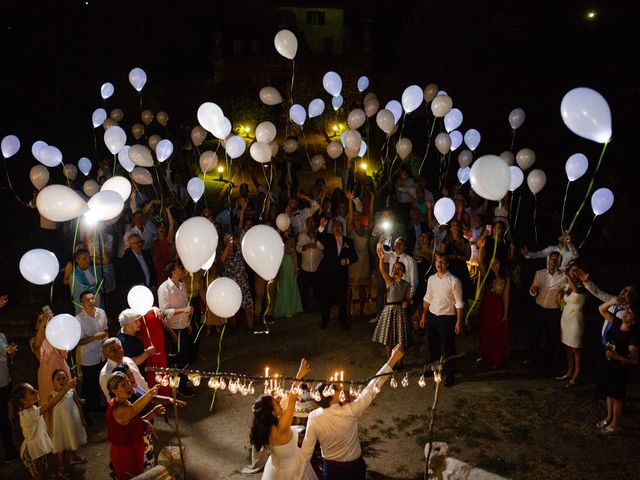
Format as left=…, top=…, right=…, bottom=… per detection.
left=50, top=369, right=87, bottom=479
left=10, top=379, right=76, bottom=480
left=371, top=250, right=411, bottom=361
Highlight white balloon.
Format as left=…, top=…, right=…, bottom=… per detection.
left=308, top=98, right=325, bottom=118
left=206, top=277, right=242, bottom=318
left=499, top=151, right=515, bottom=166
left=199, top=151, right=218, bottom=173
left=30, top=165, right=49, bottom=190
left=101, top=176, right=132, bottom=202
left=117, top=146, right=134, bottom=172
left=358, top=140, right=367, bottom=158
left=327, top=141, right=343, bottom=159
left=201, top=252, right=216, bottom=271
left=396, top=138, right=412, bottom=160
left=311, top=154, right=325, bottom=172
left=63, top=164, right=78, bottom=181
left=155, top=139, right=173, bottom=162
left=211, top=117, right=232, bottom=140
left=259, top=86, right=283, bottom=106
left=364, top=97, right=380, bottom=118
left=591, top=188, right=614, bottom=216
left=128, top=67, right=147, bottom=92
left=1, top=135, right=20, bottom=158
left=508, top=108, right=526, bottom=130
left=20, top=248, right=59, bottom=285
left=357, top=76, right=369, bottom=92
left=527, top=169, right=547, bottom=195
left=283, top=138, right=298, bottom=153
left=515, top=148, right=536, bottom=170
left=88, top=190, right=124, bottom=221
left=434, top=133, right=451, bottom=155
left=83, top=179, right=99, bottom=197
left=250, top=141, right=272, bottom=164
left=323, top=71, right=342, bottom=97
left=276, top=213, right=291, bottom=232
left=444, top=108, right=463, bottom=133
left=78, top=157, right=92, bottom=176
left=331, top=95, right=343, bottom=111
left=376, top=109, right=395, bottom=134
left=225, top=135, right=247, bottom=159
left=437, top=90, right=448, bottom=96
left=38, top=145, right=63, bottom=167
left=565, top=153, right=589, bottom=182
left=289, top=104, right=306, bottom=126
left=560, top=87, right=611, bottom=143
left=470, top=155, right=510, bottom=201
left=100, top=82, right=114, bottom=100
left=36, top=184, right=87, bottom=221
left=508, top=166, right=524, bottom=192
left=431, top=95, right=453, bottom=117
left=104, top=126, right=127, bottom=155
left=347, top=109, right=366, bottom=130
left=341, top=130, right=362, bottom=153
left=176, top=216, right=219, bottom=273
left=255, top=122, right=277, bottom=143
left=32, top=140, right=48, bottom=161
left=433, top=197, right=455, bottom=225
left=385, top=100, right=403, bottom=124
left=457, top=149, right=473, bottom=168
left=457, top=166, right=471, bottom=184
left=463, top=129, right=481, bottom=151
left=46, top=314, right=81, bottom=351
left=269, top=141, right=279, bottom=157
left=131, top=167, right=153, bottom=185
left=187, top=177, right=205, bottom=202
left=401, top=85, right=423, bottom=113
left=449, top=130, right=463, bottom=151
left=128, top=144, right=154, bottom=167
left=92, top=108, right=107, bottom=128
left=274, top=29, right=298, bottom=59
left=127, top=286, right=154, bottom=315
left=197, top=102, right=224, bottom=134
left=241, top=225, right=284, bottom=281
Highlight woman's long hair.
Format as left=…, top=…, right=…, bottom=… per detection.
left=250, top=395, right=278, bottom=451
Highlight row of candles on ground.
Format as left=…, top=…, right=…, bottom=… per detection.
left=151, top=367, right=442, bottom=398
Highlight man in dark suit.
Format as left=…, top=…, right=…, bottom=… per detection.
left=119, top=233, right=156, bottom=294
left=406, top=207, right=428, bottom=255
left=317, top=218, right=358, bottom=329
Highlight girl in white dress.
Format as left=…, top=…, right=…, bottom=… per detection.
left=557, top=264, right=587, bottom=386
left=250, top=359, right=318, bottom=480
left=49, top=369, right=87, bottom=479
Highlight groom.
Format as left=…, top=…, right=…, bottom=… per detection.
left=295, top=345, right=404, bottom=480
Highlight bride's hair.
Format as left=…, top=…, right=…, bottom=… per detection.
left=250, top=395, right=278, bottom=451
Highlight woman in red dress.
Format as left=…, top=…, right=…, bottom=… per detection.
left=477, top=257, right=510, bottom=368
left=106, top=373, right=164, bottom=479
left=138, top=308, right=172, bottom=396
left=152, top=206, right=176, bottom=288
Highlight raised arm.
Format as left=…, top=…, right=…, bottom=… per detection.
left=598, top=298, right=617, bottom=324
left=378, top=250, right=391, bottom=288
left=275, top=359, right=310, bottom=436
left=113, top=384, right=160, bottom=424
left=40, top=379, right=77, bottom=415
left=166, top=206, right=176, bottom=244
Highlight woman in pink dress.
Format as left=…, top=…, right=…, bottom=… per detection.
left=477, top=258, right=511, bottom=368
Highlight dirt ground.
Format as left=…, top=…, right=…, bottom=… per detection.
left=1, top=294, right=639, bottom=480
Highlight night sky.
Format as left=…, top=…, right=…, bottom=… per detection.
left=1, top=0, right=637, bottom=272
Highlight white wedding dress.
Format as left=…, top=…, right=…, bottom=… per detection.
left=262, top=427, right=318, bottom=480
left=560, top=291, right=586, bottom=348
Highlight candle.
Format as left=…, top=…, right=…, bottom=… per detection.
left=265, top=367, right=269, bottom=379
left=334, top=371, right=339, bottom=382
left=340, top=371, right=344, bottom=383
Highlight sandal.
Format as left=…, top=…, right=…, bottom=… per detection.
left=596, top=419, right=610, bottom=429
left=599, top=425, right=621, bottom=435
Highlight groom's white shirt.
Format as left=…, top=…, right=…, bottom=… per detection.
left=294, top=364, right=393, bottom=479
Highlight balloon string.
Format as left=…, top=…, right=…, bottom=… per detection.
left=579, top=215, right=597, bottom=250
left=2, top=157, right=27, bottom=205
left=141, top=314, right=156, bottom=352
left=513, top=195, right=522, bottom=232
left=255, top=279, right=273, bottom=335
left=289, top=59, right=295, bottom=106
left=465, top=229, right=499, bottom=326
left=567, top=141, right=609, bottom=235
left=419, top=117, right=438, bottom=176
left=301, top=128, right=312, bottom=166
left=560, top=181, right=570, bottom=233
left=70, top=218, right=80, bottom=308
left=93, top=128, right=98, bottom=157
left=153, top=166, right=164, bottom=217
left=49, top=282, right=54, bottom=306
left=533, top=193, right=538, bottom=244
left=510, top=129, right=516, bottom=152
left=209, top=323, right=227, bottom=412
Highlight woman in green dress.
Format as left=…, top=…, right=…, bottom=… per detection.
left=273, top=235, right=303, bottom=318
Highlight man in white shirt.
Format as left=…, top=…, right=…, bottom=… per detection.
left=286, top=192, right=320, bottom=237
left=76, top=291, right=109, bottom=413
left=526, top=251, right=566, bottom=374
left=377, top=236, right=418, bottom=298
left=296, top=345, right=404, bottom=480
left=99, top=337, right=148, bottom=400
left=420, top=253, right=464, bottom=387
left=521, top=232, right=578, bottom=271
left=296, top=217, right=324, bottom=309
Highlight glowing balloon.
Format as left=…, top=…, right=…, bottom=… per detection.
left=87, top=190, right=125, bottom=221
left=331, top=95, right=343, bottom=111
left=591, top=188, right=614, bottom=216
left=101, top=176, right=132, bottom=202
left=323, top=71, right=342, bottom=97
left=449, top=130, right=463, bottom=151
left=463, top=129, right=481, bottom=151
left=499, top=151, right=515, bottom=166
left=560, top=87, right=611, bottom=143
left=385, top=100, right=403, bottom=124
left=458, top=150, right=473, bottom=168
left=116, top=146, right=134, bottom=172
left=435, top=133, right=451, bottom=155
left=225, top=135, right=246, bottom=159
left=211, top=117, right=231, bottom=140
left=527, top=169, right=547, bottom=195
left=100, top=82, right=114, bottom=100
left=155, top=139, right=173, bottom=162
left=1, top=135, right=20, bottom=158
left=36, top=184, right=88, bottom=221
left=241, top=225, right=284, bottom=281
left=175, top=216, right=219, bottom=273
left=457, top=167, right=471, bottom=184
left=308, top=99, right=325, bottom=118
left=508, top=108, right=526, bottom=130
left=376, top=109, right=395, bottom=134
left=104, top=126, right=126, bottom=155
left=565, top=153, right=589, bottom=182
left=32, top=141, right=47, bottom=161
left=83, top=179, right=99, bottom=197
left=444, top=108, right=463, bottom=133
left=78, top=157, right=91, bottom=176
left=347, top=109, right=366, bottom=130
left=259, top=86, right=283, bottom=106
left=355, top=76, right=369, bottom=93
left=250, top=141, right=272, bottom=164
left=129, top=67, right=147, bottom=92
left=255, top=122, right=277, bottom=143
left=38, top=146, right=63, bottom=167
left=46, top=314, right=81, bottom=351
left=92, top=108, right=107, bottom=128
left=131, top=167, right=153, bottom=185
left=30, top=165, right=49, bottom=190
left=401, top=85, right=423, bottom=113
left=197, top=102, right=224, bottom=133
left=199, top=151, right=218, bottom=173
left=508, top=166, right=524, bottom=191
left=433, top=197, right=455, bottom=225
left=206, top=278, right=242, bottom=318
left=431, top=95, right=453, bottom=117
left=187, top=177, right=205, bottom=202
left=516, top=148, right=536, bottom=170
left=128, top=144, right=153, bottom=167
left=470, top=155, right=510, bottom=201
left=274, top=29, right=298, bottom=59
left=276, top=213, right=291, bottom=232
left=127, top=285, right=154, bottom=315
left=289, top=104, right=306, bottom=126
left=20, top=249, right=59, bottom=285
left=327, top=141, right=343, bottom=159
left=396, top=138, right=412, bottom=160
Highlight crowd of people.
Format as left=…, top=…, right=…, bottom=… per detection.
left=0, top=155, right=638, bottom=479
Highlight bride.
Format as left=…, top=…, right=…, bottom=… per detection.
left=250, top=359, right=318, bottom=480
